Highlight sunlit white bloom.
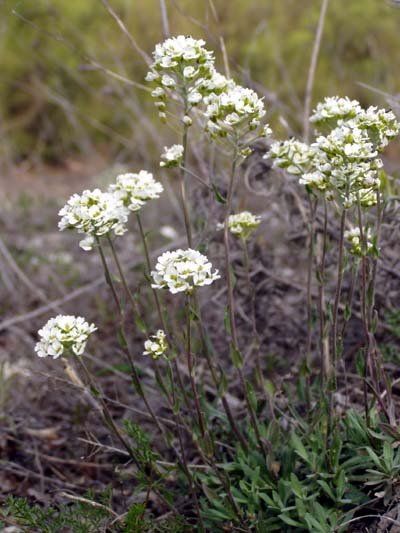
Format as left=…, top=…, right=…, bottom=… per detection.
left=355, top=106, right=400, bottom=150
left=109, top=171, right=163, bottom=211
left=205, top=84, right=266, bottom=138
left=267, top=139, right=316, bottom=175
left=58, top=189, right=129, bottom=251
left=310, top=96, right=363, bottom=124
left=344, top=227, right=374, bottom=256
left=299, top=171, right=328, bottom=191
left=151, top=248, right=220, bottom=294
left=35, top=315, right=97, bottom=359
left=146, top=35, right=215, bottom=115
left=160, top=144, right=184, bottom=168
left=218, top=211, right=262, bottom=239
left=143, top=330, right=168, bottom=359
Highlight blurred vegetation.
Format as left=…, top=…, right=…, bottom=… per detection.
left=1, top=0, right=400, bottom=163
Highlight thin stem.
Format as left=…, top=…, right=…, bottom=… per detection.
left=179, top=94, right=193, bottom=247
left=332, top=208, right=346, bottom=363
left=304, top=196, right=318, bottom=410
left=107, top=234, right=137, bottom=313
left=96, top=237, right=122, bottom=315
left=186, top=294, right=206, bottom=436
left=317, top=198, right=329, bottom=388
left=136, top=213, right=190, bottom=408
left=242, top=238, right=264, bottom=394
left=193, top=295, right=249, bottom=450
left=303, top=0, right=329, bottom=142
left=223, top=142, right=266, bottom=455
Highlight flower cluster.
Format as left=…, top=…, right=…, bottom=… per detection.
left=58, top=189, right=129, bottom=251
left=355, top=106, right=399, bottom=150
left=109, top=171, right=163, bottom=211
left=145, top=35, right=215, bottom=120
left=35, top=315, right=97, bottom=359
left=151, top=248, right=220, bottom=294
left=218, top=211, right=261, bottom=239
left=205, top=83, right=266, bottom=138
left=268, top=139, right=316, bottom=176
left=344, top=227, right=374, bottom=256
left=143, top=330, right=168, bottom=359
left=160, top=144, right=184, bottom=168
left=268, top=97, right=399, bottom=208
left=310, top=96, right=362, bottom=125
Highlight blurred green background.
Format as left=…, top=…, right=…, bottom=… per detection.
left=1, top=0, right=400, bottom=164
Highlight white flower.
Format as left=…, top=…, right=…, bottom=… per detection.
left=205, top=83, right=266, bottom=138
left=146, top=35, right=215, bottom=115
left=220, top=211, right=262, bottom=239
left=160, top=144, right=184, bottom=168
left=344, top=227, right=374, bottom=256
left=58, top=189, right=129, bottom=251
left=109, top=171, right=163, bottom=212
left=267, top=139, right=316, bottom=176
left=310, top=96, right=363, bottom=124
left=151, top=248, right=220, bottom=294
left=143, top=330, right=168, bottom=359
left=35, top=315, right=97, bottom=359
left=355, top=106, right=400, bottom=150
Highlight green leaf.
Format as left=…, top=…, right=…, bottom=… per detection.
left=291, top=432, right=309, bottom=462
left=211, top=182, right=227, bottom=204
left=231, top=343, right=243, bottom=369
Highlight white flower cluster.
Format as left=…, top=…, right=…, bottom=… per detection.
left=143, top=330, right=168, bottom=359
left=145, top=35, right=215, bottom=120
left=218, top=211, right=261, bottom=239
left=311, top=97, right=399, bottom=151
left=160, top=144, right=184, bottom=168
left=356, top=106, right=399, bottom=150
left=268, top=97, right=399, bottom=208
left=58, top=189, right=129, bottom=251
left=344, top=227, right=374, bottom=256
left=310, top=96, right=362, bottom=125
left=205, top=83, right=266, bottom=138
left=109, top=171, right=163, bottom=211
left=151, top=248, right=220, bottom=294
left=268, top=139, right=316, bottom=176
left=35, top=315, right=97, bottom=359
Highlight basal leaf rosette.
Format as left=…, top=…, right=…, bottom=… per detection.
left=109, top=171, right=163, bottom=212
left=35, top=315, right=97, bottom=359
left=151, top=248, right=220, bottom=294
left=58, top=188, right=129, bottom=251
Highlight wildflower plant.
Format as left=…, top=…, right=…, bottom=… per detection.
left=32, top=34, right=400, bottom=533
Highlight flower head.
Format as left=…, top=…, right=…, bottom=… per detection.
left=310, top=96, right=363, bottom=125
left=35, top=315, right=97, bottom=359
left=344, top=227, right=374, bottom=256
left=143, top=330, right=168, bottom=359
left=109, top=171, right=163, bottom=211
left=205, top=83, right=266, bottom=139
left=267, top=139, right=316, bottom=176
left=220, top=211, right=261, bottom=239
left=146, top=35, right=215, bottom=118
left=58, top=189, right=129, bottom=251
left=160, top=144, right=184, bottom=168
left=151, top=248, right=220, bottom=294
